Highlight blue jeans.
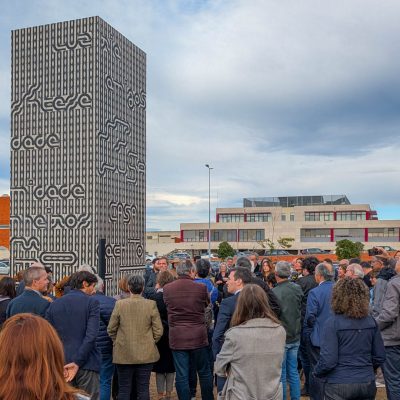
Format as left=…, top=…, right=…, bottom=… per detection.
left=382, top=345, right=400, bottom=400
left=281, top=341, right=301, bottom=400
left=172, top=347, right=214, bottom=400
left=99, top=354, right=114, bottom=400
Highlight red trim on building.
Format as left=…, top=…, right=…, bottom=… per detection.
left=216, top=213, right=219, bottom=223
left=366, top=211, right=371, bottom=221
left=244, top=213, right=247, bottom=222
left=330, top=229, right=334, bottom=242
left=180, top=230, right=184, bottom=241
left=333, top=212, right=337, bottom=221
left=364, top=228, right=368, bottom=242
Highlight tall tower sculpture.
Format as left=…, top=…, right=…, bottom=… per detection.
left=10, top=17, right=146, bottom=293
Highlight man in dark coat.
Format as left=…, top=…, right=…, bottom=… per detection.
left=212, top=267, right=252, bottom=392
left=46, top=271, right=101, bottom=400
left=163, top=260, right=214, bottom=400
left=304, top=263, right=334, bottom=400
left=92, top=278, right=116, bottom=400
left=273, top=261, right=304, bottom=400
left=295, top=256, right=319, bottom=396
left=6, top=266, right=50, bottom=318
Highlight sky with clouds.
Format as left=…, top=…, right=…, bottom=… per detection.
left=1, top=0, right=400, bottom=230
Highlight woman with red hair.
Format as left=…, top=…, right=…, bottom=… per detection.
left=0, top=313, right=90, bottom=400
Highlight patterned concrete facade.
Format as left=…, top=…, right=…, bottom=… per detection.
left=10, top=17, right=146, bottom=293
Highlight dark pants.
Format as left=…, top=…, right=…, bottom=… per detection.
left=382, top=345, right=400, bottom=400
left=72, top=369, right=100, bottom=400
left=307, top=341, right=323, bottom=400
left=172, top=347, right=214, bottom=400
left=324, top=381, right=376, bottom=400
left=298, top=332, right=311, bottom=392
left=116, top=363, right=153, bottom=400
left=189, top=330, right=214, bottom=397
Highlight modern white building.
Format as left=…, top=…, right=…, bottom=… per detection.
left=153, top=195, right=399, bottom=255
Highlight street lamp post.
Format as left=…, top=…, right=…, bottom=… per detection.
left=205, top=164, right=213, bottom=258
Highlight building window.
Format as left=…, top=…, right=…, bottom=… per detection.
left=219, top=213, right=244, bottom=223
left=281, top=214, right=286, bottom=221
left=336, top=211, right=366, bottom=221
left=182, top=230, right=208, bottom=242
left=247, top=213, right=272, bottom=222
left=238, top=229, right=265, bottom=242
left=368, top=228, right=399, bottom=239
left=290, top=213, right=295, bottom=222
left=211, top=230, right=236, bottom=242
left=334, top=228, right=364, bottom=240
left=301, top=229, right=331, bottom=238
left=304, top=212, right=334, bottom=221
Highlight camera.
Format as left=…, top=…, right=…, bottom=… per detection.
left=368, top=247, right=382, bottom=256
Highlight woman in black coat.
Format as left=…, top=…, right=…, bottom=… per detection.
left=148, top=271, right=175, bottom=400
left=0, top=277, right=16, bottom=328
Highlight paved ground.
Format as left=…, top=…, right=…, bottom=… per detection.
left=148, top=374, right=388, bottom=399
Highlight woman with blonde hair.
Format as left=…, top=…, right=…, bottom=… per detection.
left=215, top=284, right=286, bottom=399
left=0, top=313, right=89, bottom=399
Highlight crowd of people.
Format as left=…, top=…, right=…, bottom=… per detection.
left=0, top=249, right=399, bottom=399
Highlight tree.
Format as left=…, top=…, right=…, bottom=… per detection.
left=217, top=241, right=235, bottom=259
left=335, top=239, right=364, bottom=260
left=277, top=237, right=295, bottom=249
left=258, top=237, right=295, bottom=251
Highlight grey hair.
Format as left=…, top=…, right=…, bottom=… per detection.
left=236, top=257, right=252, bottom=270
left=275, top=261, right=291, bottom=279
left=24, top=267, right=46, bottom=287
left=176, top=260, right=195, bottom=276
left=348, top=263, right=364, bottom=279
left=95, top=276, right=104, bottom=292
left=78, top=264, right=97, bottom=274
left=315, top=263, right=333, bottom=281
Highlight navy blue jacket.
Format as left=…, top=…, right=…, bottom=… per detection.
left=304, top=280, right=334, bottom=347
left=212, top=293, right=239, bottom=358
left=6, top=289, right=50, bottom=318
left=92, top=292, right=116, bottom=356
left=314, top=314, right=386, bottom=383
left=46, top=289, right=101, bottom=372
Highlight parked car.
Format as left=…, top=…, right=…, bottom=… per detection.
left=0, top=260, right=10, bottom=275
left=236, top=250, right=255, bottom=256
left=201, top=253, right=219, bottom=259
left=210, top=261, right=220, bottom=276
left=145, top=253, right=156, bottom=262
left=263, top=249, right=291, bottom=256
left=168, top=252, right=191, bottom=260
left=300, top=248, right=331, bottom=255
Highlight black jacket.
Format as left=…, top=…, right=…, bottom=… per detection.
left=92, top=292, right=116, bottom=356
left=296, top=274, right=318, bottom=320
left=314, top=314, right=385, bottom=383
left=0, top=296, right=11, bottom=327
